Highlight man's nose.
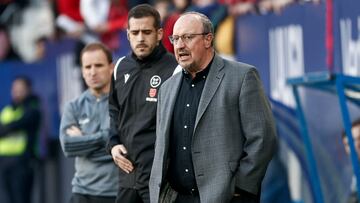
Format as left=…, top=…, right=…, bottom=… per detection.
left=175, top=38, right=185, bottom=48
left=90, top=67, right=97, bottom=75
left=137, top=32, right=145, bottom=41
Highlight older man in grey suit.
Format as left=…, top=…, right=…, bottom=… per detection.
left=149, top=12, right=277, bottom=203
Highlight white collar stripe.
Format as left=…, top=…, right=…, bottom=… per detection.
left=114, top=56, right=125, bottom=81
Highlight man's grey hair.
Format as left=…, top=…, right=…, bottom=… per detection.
left=181, top=11, right=214, bottom=35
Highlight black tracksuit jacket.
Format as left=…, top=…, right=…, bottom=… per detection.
left=107, top=44, right=178, bottom=189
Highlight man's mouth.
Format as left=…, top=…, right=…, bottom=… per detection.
left=178, top=52, right=190, bottom=60
left=136, top=44, right=147, bottom=49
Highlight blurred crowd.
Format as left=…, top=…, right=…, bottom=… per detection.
left=0, top=0, right=321, bottom=63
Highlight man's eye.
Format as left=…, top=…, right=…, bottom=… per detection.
left=184, top=35, right=192, bottom=40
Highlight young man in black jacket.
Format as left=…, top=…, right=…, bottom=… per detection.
left=107, top=4, right=178, bottom=203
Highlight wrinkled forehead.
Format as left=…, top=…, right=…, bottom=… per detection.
left=173, top=14, right=203, bottom=35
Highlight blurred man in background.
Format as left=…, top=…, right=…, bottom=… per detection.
left=343, top=119, right=360, bottom=203
left=0, top=76, right=42, bottom=203
left=59, top=42, right=118, bottom=203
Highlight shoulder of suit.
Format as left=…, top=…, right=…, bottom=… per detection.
left=161, top=68, right=181, bottom=89
left=172, top=65, right=182, bottom=75
left=221, top=57, right=256, bottom=74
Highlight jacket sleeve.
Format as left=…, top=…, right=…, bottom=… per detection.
left=87, top=147, right=113, bottom=162
left=236, top=68, right=277, bottom=194
left=106, top=75, right=121, bottom=154
left=59, top=102, right=106, bottom=157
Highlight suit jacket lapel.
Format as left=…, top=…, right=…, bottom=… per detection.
left=194, top=54, right=224, bottom=129
left=163, top=73, right=182, bottom=142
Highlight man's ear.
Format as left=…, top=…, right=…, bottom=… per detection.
left=204, top=34, right=213, bottom=48
left=127, top=29, right=130, bottom=40
left=157, top=28, right=164, bottom=41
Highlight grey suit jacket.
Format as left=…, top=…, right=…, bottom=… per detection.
left=149, top=54, right=277, bottom=203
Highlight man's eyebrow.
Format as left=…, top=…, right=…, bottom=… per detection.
left=130, top=28, right=153, bottom=31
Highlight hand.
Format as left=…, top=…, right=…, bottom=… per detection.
left=66, top=126, right=82, bottom=137
left=111, top=144, right=134, bottom=173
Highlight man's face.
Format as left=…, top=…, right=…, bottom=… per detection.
left=81, top=49, right=113, bottom=93
left=172, top=14, right=211, bottom=73
left=11, top=79, right=29, bottom=104
left=127, top=16, right=162, bottom=60
left=344, top=124, right=360, bottom=159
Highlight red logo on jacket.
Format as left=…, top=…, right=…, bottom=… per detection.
left=149, top=88, right=157, bottom=97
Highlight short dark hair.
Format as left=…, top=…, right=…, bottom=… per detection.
left=128, top=4, right=161, bottom=30
left=80, top=42, right=113, bottom=66
left=14, top=75, right=32, bottom=90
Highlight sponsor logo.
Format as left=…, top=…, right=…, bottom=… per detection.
left=150, top=75, right=161, bottom=88
left=79, top=117, right=90, bottom=125
left=124, top=74, right=130, bottom=83
left=146, top=97, right=157, bottom=102
left=149, top=88, right=157, bottom=97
